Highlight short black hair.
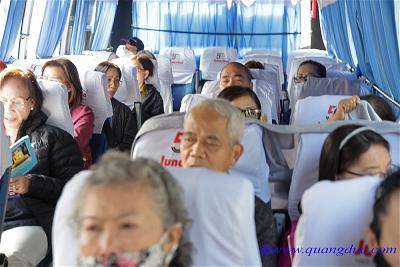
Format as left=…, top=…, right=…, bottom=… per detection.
left=217, top=85, right=262, bottom=110
left=360, top=95, right=396, bottom=122
left=221, top=62, right=253, bottom=81
left=319, top=124, right=389, bottom=181
left=244, top=60, right=265, bottom=70
left=298, top=60, right=327, bottom=78
left=137, top=57, right=154, bottom=77
left=94, top=61, right=122, bottom=80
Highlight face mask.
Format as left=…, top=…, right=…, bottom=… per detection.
left=79, top=232, right=179, bottom=267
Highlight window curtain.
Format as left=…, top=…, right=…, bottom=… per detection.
left=36, top=0, right=71, bottom=58
left=0, top=0, right=26, bottom=62
left=89, top=0, right=118, bottom=51
left=69, top=0, right=93, bottom=55
left=132, top=0, right=300, bottom=66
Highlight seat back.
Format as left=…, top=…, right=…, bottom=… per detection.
left=0, top=104, right=11, bottom=236
left=199, top=47, right=237, bottom=81
left=288, top=121, right=400, bottom=221
left=110, top=58, right=141, bottom=109
left=289, top=76, right=361, bottom=109
left=37, top=79, right=75, bottom=136
left=200, top=80, right=220, bottom=98
left=293, top=177, right=380, bottom=267
left=82, top=70, right=113, bottom=134
left=52, top=168, right=261, bottom=266
left=159, top=47, right=196, bottom=85
left=179, top=94, right=209, bottom=112
left=155, top=55, right=174, bottom=113
left=243, top=52, right=284, bottom=86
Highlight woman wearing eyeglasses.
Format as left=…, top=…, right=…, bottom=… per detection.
left=0, top=68, right=83, bottom=266
left=94, top=61, right=138, bottom=152
left=41, top=58, right=94, bottom=168
left=217, top=85, right=268, bottom=122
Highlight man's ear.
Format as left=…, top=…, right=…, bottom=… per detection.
left=231, top=143, right=244, bottom=167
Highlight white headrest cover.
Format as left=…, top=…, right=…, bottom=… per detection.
left=168, top=167, right=261, bottom=266
left=230, top=124, right=271, bottom=203
left=293, top=177, right=380, bottom=267
left=52, top=168, right=261, bottom=266
left=132, top=128, right=184, bottom=167
left=82, top=70, right=113, bottom=134
left=253, top=79, right=275, bottom=123
left=244, top=54, right=284, bottom=86
left=159, top=48, right=196, bottom=84
left=37, top=79, right=75, bottom=136
left=110, top=58, right=141, bottom=109
left=156, top=55, right=174, bottom=85
left=179, top=94, right=209, bottom=112
left=0, top=104, right=12, bottom=176
left=200, top=47, right=237, bottom=80
left=200, top=80, right=220, bottom=98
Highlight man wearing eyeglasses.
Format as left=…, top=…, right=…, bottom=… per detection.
left=180, top=98, right=277, bottom=267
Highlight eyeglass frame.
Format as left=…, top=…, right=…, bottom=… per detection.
left=293, top=73, right=322, bottom=84
left=0, top=96, right=32, bottom=109
left=238, top=107, right=262, bottom=120
left=345, top=164, right=399, bottom=178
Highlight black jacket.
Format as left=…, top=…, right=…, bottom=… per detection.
left=142, top=84, right=164, bottom=123
left=5, top=111, right=84, bottom=245
left=105, top=98, right=138, bottom=152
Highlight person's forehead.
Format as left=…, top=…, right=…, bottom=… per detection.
left=221, top=65, right=247, bottom=77
left=184, top=108, right=228, bottom=134
left=297, top=63, right=318, bottom=75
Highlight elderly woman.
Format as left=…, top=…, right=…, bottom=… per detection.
left=0, top=68, right=83, bottom=266
left=74, top=151, right=192, bottom=267
left=41, top=58, right=94, bottom=168
left=94, top=61, right=138, bottom=152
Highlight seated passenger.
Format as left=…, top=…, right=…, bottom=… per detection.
left=319, top=125, right=392, bottom=181
left=117, top=36, right=144, bottom=58
left=0, top=68, right=83, bottom=266
left=293, top=60, right=327, bottom=84
left=41, top=58, right=94, bottom=168
left=245, top=60, right=265, bottom=70
left=74, top=151, right=192, bottom=266
left=94, top=61, right=138, bottom=152
left=218, top=85, right=268, bottom=122
left=0, top=60, right=6, bottom=72
left=328, top=95, right=396, bottom=122
left=180, top=98, right=277, bottom=267
left=368, top=169, right=400, bottom=267
left=132, top=57, right=164, bottom=123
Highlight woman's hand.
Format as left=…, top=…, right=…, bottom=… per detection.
left=328, top=95, right=360, bottom=121
left=9, top=175, right=31, bottom=194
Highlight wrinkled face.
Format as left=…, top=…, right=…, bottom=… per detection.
left=0, top=78, right=34, bottom=131
left=219, top=64, right=252, bottom=90
left=79, top=183, right=164, bottom=256
left=180, top=107, right=243, bottom=172
left=377, top=192, right=400, bottom=267
left=42, top=66, right=70, bottom=89
left=336, top=144, right=391, bottom=180
left=105, top=67, right=121, bottom=98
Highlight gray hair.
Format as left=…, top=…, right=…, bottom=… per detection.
left=74, top=151, right=192, bottom=266
left=184, top=98, right=245, bottom=145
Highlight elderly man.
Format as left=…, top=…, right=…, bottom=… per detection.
left=180, top=98, right=277, bottom=267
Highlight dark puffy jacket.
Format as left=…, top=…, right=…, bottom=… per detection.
left=142, top=84, right=164, bottom=123
left=104, top=98, right=138, bottom=152
left=4, top=110, right=84, bottom=246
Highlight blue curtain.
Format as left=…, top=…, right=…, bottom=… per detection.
left=89, top=0, right=118, bottom=51
left=132, top=0, right=300, bottom=67
left=0, top=0, right=26, bottom=62
left=36, top=0, right=71, bottom=58
left=68, top=0, right=93, bottom=55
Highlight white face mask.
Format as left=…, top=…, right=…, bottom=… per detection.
left=79, top=232, right=178, bottom=267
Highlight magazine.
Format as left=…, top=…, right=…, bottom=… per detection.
left=9, top=135, right=38, bottom=177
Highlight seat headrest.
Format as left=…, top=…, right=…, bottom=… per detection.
left=0, top=104, right=12, bottom=177
left=288, top=126, right=400, bottom=221
left=110, top=58, right=141, bottom=109
left=37, top=79, right=75, bottom=136
left=200, top=80, right=220, bottom=98
left=179, top=94, right=209, bottom=112
left=286, top=49, right=328, bottom=74
left=243, top=54, right=284, bottom=86
left=293, top=177, right=380, bottom=267
left=289, top=76, right=361, bottom=109
left=155, top=55, right=174, bottom=85
left=82, top=70, right=113, bottom=133
left=168, top=167, right=261, bottom=265
left=199, top=47, right=237, bottom=81
left=159, top=47, right=196, bottom=84
left=52, top=168, right=261, bottom=266
left=252, top=80, right=274, bottom=123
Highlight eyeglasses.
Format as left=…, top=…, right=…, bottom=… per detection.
left=238, top=107, right=261, bottom=120
left=0, top=96, right=32, bottom=109
left=345, top=164, right=399, bottom=178
left=293, top=74, right=322, bottom=84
